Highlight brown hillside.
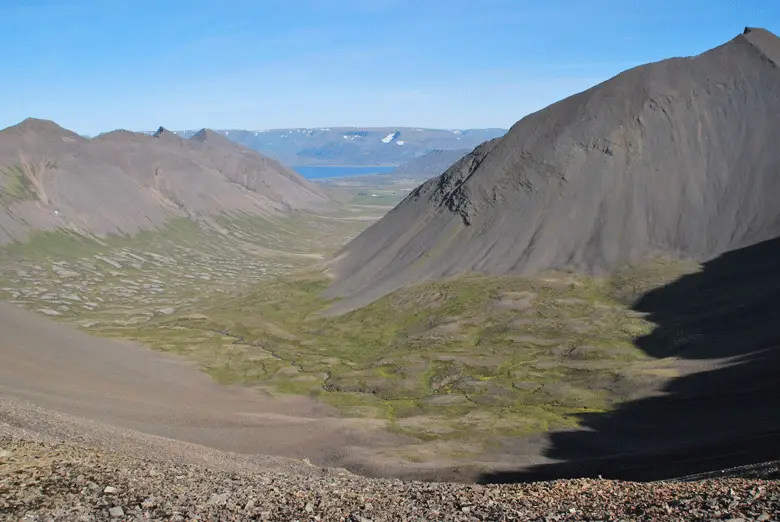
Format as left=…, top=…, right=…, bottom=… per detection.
left=0, top=119, right=331, bottom=243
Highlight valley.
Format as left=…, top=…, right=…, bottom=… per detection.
left=0, top=187, right=702, bottom=477
left=2, top=19, right=780, bottom=521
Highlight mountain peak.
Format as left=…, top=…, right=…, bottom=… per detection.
left=189, top=128, right=235, bottom=148
left=190, top=128, right=223, bottom=143
left=1, top=118, right=83, bottom=140
left=741, top=27, right=780, bottom=64
left=152, top=126, right=185, bottom=144
left=190, top=128, right=210, bottom=143
left=152, top=126, right=170, bottom=138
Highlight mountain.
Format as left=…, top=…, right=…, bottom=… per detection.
left=324, top=27, right=780, bottom=311
left=388, top=149, right=471, bottom=181
left=151, top=127, right=507, bottom=167
left=0, top=119, right=332, bottom=244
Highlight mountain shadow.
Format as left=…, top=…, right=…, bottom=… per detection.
left=479, top=236, right=780, bottom=483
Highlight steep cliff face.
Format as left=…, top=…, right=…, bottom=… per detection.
left=324, top=28, right=780, bottom=311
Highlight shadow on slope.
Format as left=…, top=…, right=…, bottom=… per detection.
left=479, top=236, right=780, bottom=483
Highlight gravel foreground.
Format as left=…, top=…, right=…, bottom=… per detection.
left=2, top=437, right=779, bottom=522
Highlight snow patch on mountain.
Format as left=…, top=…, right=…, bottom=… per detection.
left=382, top=131, right=400, bottom=143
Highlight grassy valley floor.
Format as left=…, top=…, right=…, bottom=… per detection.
left=0, top=193, right=704, bottom=474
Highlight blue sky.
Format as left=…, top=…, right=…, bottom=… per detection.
left=1, top=0, right=778, bottom=135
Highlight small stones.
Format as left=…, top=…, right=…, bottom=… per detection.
left=103, top=486, right=118, bottom=494
left=207, top=492, right=230, bottom=506
left=108, top=506, right=124, bottom=517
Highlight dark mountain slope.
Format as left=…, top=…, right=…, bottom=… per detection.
left=324, top=28, right=780, bottom=311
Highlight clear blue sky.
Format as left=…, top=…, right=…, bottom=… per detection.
left=2, top=0, right=778, bottom=135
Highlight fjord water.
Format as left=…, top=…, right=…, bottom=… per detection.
left=294, top=165, right=397, bottom=179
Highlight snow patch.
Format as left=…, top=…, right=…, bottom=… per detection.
left=382, top=131, right=400, bottom=143
left=396, top=140, right=405, bottom=145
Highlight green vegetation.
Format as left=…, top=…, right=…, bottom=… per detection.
left=0, top=200, right=698, bottom=462
left=0, top=208, right=378, bottom=329
left=0, top=165, right=37, bottom=202
left=83, top=266, right=693, bottom=453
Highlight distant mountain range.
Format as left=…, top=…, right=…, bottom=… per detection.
left=140, top=127, right=507, bottom=167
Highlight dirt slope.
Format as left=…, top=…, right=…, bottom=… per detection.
left=0, top=300, right=403, bottom=473
left=187, top=128, right=329, bottom=207
left=325, top=28, right=780, bottom=311
left=0, top=120, right=331, bottom=244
